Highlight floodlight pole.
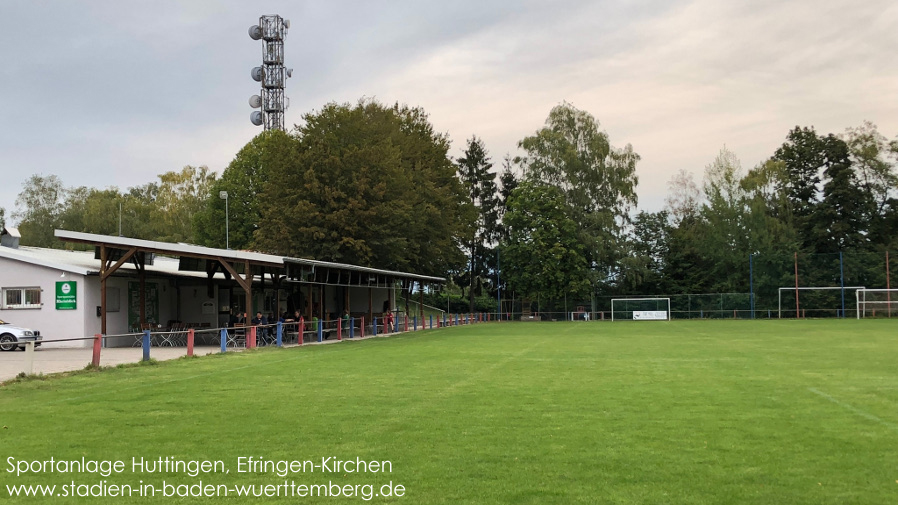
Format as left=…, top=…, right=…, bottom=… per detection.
left=220, top=191, right=229, bottom=249
left=496, top=248, right=501, bottom=321
left=749, top=253, right=754, bottom=319
left=886, top=251, right=892, bottom=317
left=840, top=251, right=845, bottom=318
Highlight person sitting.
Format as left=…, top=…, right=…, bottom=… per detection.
left=251, top=311, right=269, bottom=345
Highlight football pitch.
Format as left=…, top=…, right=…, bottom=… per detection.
left=1, top=320, right=896, bottom=504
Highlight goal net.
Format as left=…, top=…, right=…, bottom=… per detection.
left=611, top=298, right=671, bottom=321
left=856, top=288, right=898, bottom=318
left=777, top=286, right=864, bottom=318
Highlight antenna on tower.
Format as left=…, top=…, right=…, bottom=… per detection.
left=248, top=15, right=291, bottom=131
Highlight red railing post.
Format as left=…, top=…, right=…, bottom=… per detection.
left=92, top=334, right=102, bottom=368
left=360, top=317, right=365, bottom=338
left=299, top=317, right=305, bottom=346
left=187, top=328, right=195, bottom=357
left=337, top=318, right=343, bottom=340
left=248, top=326, right=257, bottom=348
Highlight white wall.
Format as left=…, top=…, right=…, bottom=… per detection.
left=1, top=252, right=418, bottom=347
left=0, top=258, right=89, bottom=347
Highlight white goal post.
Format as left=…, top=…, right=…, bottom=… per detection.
left=610, top=298, right=671, bottom=321
left=777, top=286, right=864, bottom=318
left=856, top=288, right=898, bottom=318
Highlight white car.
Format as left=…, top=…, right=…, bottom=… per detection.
left=0, top=319, right=43, bottom=351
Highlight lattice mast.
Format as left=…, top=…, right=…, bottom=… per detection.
left=248, top=15, right=293, bottom=131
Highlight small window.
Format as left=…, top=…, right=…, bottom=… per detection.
left=2, top=287, right=42, bottom=309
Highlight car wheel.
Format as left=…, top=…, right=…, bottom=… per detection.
left=0, top=334, right=17, bottom=352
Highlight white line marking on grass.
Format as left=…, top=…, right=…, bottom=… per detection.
left=367, top=340, right=544, bottom=434
left=808, top=387, right=898, bottom=432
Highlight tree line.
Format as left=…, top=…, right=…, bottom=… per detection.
left=5, top=99, right=898, bottom=316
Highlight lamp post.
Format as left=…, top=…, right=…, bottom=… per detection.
left=496, top=248, right=501, bottom=321
left=219, top=191, right=229, bottom=249
left=749, top=253, right=754, bottom=319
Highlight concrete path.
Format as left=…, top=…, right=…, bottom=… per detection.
left=0, top=346, right=222, bottom=383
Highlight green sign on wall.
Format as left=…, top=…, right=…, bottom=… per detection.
left=56, top=281, right=77, bottom=310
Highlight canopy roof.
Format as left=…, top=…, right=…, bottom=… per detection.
left=53, top=230, right=445, bottom=285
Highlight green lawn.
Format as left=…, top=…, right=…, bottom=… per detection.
left=1, top=320, right=897, bottom=504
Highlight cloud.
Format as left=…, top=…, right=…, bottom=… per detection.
left=1, top=0, right=896, bottom=221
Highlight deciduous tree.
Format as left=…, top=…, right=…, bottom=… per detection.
left=255, top=100, right=469, bottom=276
left=811, top=135, right=873, bottom=252
left=155, top=166, right=216, bottom=243
left=517, top=102, right=639, bottom=279
left=194, top=130, right=294, bottom=249
left=502, top=182, right=589, bottom=302
left=13, top=174, right=67, bottom=247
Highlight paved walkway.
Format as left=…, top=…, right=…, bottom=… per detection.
left=0, top=346, right=226, bottom=383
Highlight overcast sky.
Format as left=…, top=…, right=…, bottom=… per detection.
left=1, top=0, right=896, bottom=226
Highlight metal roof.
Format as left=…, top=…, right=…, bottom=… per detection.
left=55, top=230, right=284, bottom=267
left=52, top=230, right=445, bottom=283
left=0, top=245, right=93, bottom=276
left=0, top=245, right=212, bottom=279
left=282, top=258, right=445, bottom=283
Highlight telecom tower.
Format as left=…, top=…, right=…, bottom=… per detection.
left=248, top=15, right=293, bottom=131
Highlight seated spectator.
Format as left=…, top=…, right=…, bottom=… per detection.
left=251, top=311, right=270, bottom=344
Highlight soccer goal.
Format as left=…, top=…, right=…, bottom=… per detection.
left=777, top=286, right=864, bottom=318
left=856, top=288, right=898, bottom=318
left=610, top=298, right=671, bottom=321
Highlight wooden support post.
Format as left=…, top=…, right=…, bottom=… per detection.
left=139, top=264, right=146, bottom=328
left=187, top=329, right=195, bottom=357
left=419, top=284, right=424, bottom=323
left=307, top=284, right=313, bottom=320
left=219, top=259, right=254, bottom=327
left=100, top=245, right=107, bottom=335
left=245, top=260, right=253, bottom=323
left=98, top=244, right=138, bottom=335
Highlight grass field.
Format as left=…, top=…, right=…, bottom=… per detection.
left=1, top=320, right=897, bottom=504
